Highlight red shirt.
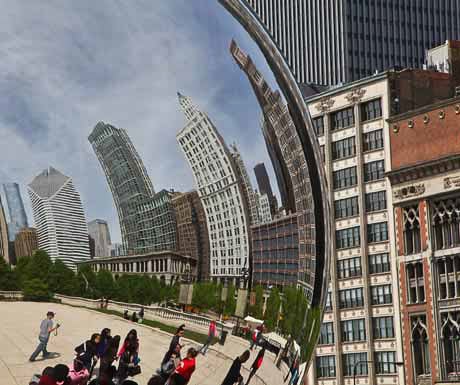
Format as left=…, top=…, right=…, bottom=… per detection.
left=175, top=357, right=196, bottom=380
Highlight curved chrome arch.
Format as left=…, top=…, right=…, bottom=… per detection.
left=218, top=0, right=332, bottom=377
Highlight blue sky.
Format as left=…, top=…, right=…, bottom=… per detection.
left=0, top=0, right=279, bottom=243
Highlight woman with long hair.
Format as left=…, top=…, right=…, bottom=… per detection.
left=100, top=335, right=120, bottom=375
left=97, top=328, right=112, bottom=358
left=118, top=329, right=139, bottom=358
left=117, top=337, right=141, bottom=383
left=75, top=333, right=101, bottom=371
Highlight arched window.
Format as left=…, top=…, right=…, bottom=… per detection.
left=403, top=205, right=421, bottom=255
left=432, top=199, right=460, bottom=250
left=411, top=316, right=431, bottom=377
left=441, top=313, right=460, bottom=377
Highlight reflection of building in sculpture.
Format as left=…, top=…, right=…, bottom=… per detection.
left=88, top=122, right=155, bottom=255
left=230, top=143, right=260, bottom=226
left=230, top=40, right=315, bottom=299
left=110, top=243, right=126, bottom=257
left=387, top=97, right=460, bottom=385
left=87, top=219, right=112, bottom=257
left=172, top=191, right=210, bottom=282
left=28, top=167, right=90, bottom=269
left=254, top=163, right=278, bottom=216
left=242, top=0, right=460, bottom=85
left=176, top=93, right=251, bottom=282
left=14, top=227, right=38, bottom=259
left=80, top=251, right=197, bottom=286
left=251, top=213, right=298, bottom=288
left=256, top=193, right=272, bottom=224
left=0, top=197, right=9, bottom=264
left=2, top=183, right=28, bottom=242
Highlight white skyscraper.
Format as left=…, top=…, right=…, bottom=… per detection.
left=176, top=93, right=250, bottom=281
left=28, top=167, right=90, bottom=269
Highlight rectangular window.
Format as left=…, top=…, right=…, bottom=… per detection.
left=369, top=253, right=390, bottom=274
left=367, top=222, right=388, bottom=243
left=336, top=226, right=361, bottom=249
left=343, top=353, right=368, bottom=376
left=335, top=196, right=359, bottom=219
left=375, top=351, right=397, bottom=374
left=332, top=137, right=356, bottom=160
left=337, top=257, right=362, bottom=279
left=319, top=322, right=335, bottom=345
left=339, top=287, right=364, bottom=309
left=325, top=291, right=333, bottom=311
left=371, top=284, right=392, bottom=305
left=333, top=166, right=358, bottom=189
left=364, top=160, right=385, bottom=182
left=365, top=191, right=386, bottom=212
left=341, top=319, right=366, bottom=342
left=373, top=316, right=395, bottom=339
left=312, top=116, right=324, bottom=136
left=363, top=129, right=384, bottom=151
left=316, top=356, right=336, bottom=378
left=331, top=107, right=355, bottom=130
left=361, top=99, right=382, bottom=121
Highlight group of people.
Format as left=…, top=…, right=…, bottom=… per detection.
left=28, top=311, right=268, bottom=385
left=29, top=311, right=141, bottom=385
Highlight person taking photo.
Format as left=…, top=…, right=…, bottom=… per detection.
left=29, top=311, right=60, bottom=362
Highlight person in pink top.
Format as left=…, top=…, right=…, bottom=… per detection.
left=68, top=358, right=89, bottom=385
left=199, top=319, right=217, bottom=355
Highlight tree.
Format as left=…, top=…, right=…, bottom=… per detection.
left=48, top=260, right=80, bottom=295
left=264, top=287, right=281, bottom=331
left=224, top=284, right=236, bottom=316
left=0, top=258, right=19, bottom=290
left=29, top=250, right=53, bottom=282
left=23, top=278, right=51, bottom=302
left=77, top=264, right=98, bottom=298
left=95, top=269, right=117, bottom=299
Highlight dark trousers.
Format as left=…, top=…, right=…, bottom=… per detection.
left=29, top=337, right=49, bottom=361
left=245, top=368, right=258, bottom=385
left=200, top=335, right=213, bottom=354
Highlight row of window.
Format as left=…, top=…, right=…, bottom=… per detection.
left=332, top=160, right=385, bottom=190
left=338, top=285, right=393, bottom=309
left=337, top=253, right=391, bottom=278
left=335, top=222, right=388, bottom=249
left=313, top=99, right=382, bottom=135
left=316, top=350, right=397, bottom=378
left=334, top=190, right=386, bottom=219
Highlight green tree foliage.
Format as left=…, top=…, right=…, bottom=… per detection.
left=264, top=287, right=281, bottom=331
left=192, top=282, right=221, bottom=312
left=29, top=250, right=53, bottom=282
left=0, top=258, right=19, bottom=290
left=94, top=269, right=117, bottom=299
left=48, top=260, right=80, bottom=296
left=23, top=278, right=51, bottom=301
left=224, top=284, right=236, bottom=316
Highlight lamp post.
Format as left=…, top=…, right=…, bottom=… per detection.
left=352, top=361, right=404, bottom=385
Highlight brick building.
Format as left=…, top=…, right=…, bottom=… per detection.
left=172, top=191, right=210, bottom=282
left=251, top=213, right=298, bottom=288
left=388, top=96, right=460, bottom=385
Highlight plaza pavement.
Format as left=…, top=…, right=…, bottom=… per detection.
left=0, top=302, right=288, bottom=385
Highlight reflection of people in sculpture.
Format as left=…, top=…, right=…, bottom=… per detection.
left=245, top=346, right=265, bottom=385
left=276, top=335, right=292, bottom=368
left=221, top=350, right=250, bottom=385
left=284, top=355, right=300, bottom=385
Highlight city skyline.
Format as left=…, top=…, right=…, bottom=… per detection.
left=0, top=1, right=280, bottom=244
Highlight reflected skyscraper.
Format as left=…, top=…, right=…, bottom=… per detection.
left=28, top=167, right=90, bottom=269
left=88, top=122, right=155, bottom=254
left=87, top=219, right=112, bottom=257
left=0, top=197, right=9, bottom=263
left=3, top=183, right=28, bottom=241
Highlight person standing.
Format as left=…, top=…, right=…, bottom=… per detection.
left=162, top=325, right=185, bottom=365
left=199, top=319, right=217, bottom=355
left=221, top=350, right=250, bottom=385
left=245, top=347, right=265, bottom=385
left=29, top=311, right=60, bottom=362
left=167, top=347, right=198, bottom=385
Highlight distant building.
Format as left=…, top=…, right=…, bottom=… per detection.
left=0, top=197, right=9, bottom=264
left=81, top=250, right=197, bottom=285
left=88, top=122, right=155, bottom=254
left=28, top=167, right=90, bottom=269
left=176, top=93, right=251, bottom=281
left=14, top=227, right=38, bottom=259
left=88, top=235, right=96, bottom=258
left=172, top=191, right=210, bottom=281
left=251, top=213, right=298, bottom=288
left=2, top=183, right=28, bottom=242
left=257, top=193, right=272, bottom=224
left=110, top=243, right=126, bottom=257
left=253, top=163, right=277, bottom=215
left=87, top=219, right=112, bottom=257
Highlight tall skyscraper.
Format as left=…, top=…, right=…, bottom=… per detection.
left=253, top=163, right=278, bottom=215
left=2, top=183, right=28, bottom=242
left=28, top=167, right=90, bottom=269
left=14, top=227, right=38, bottom=259
left=242, top=0, right=460, bottom=85
left=0, top=197, right=9, bottom=264
left=230, top=143, right=260, bottom=225
left=88, top=122, right=155, bottom=254
left=176, top=93, right=251, bottom=281
left=87, top=219, right=112, bottom=257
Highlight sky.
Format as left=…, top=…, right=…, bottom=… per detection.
left=0, top=0, right=280, bottom=243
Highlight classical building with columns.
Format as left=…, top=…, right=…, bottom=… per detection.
left=80, top=251, right=197, bottom=286
left=388, top=96, right=460, bottom=385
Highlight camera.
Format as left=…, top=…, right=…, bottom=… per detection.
left=56, top=323, right=61, bottom=328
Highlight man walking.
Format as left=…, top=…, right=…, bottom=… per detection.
left=200, top=319, right=217, bottom=355
left=29, top=311, right=60, bottom=362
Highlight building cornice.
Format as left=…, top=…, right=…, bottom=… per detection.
left=387, top=153, right=460, bottom=185
left=78, top=250, right=196, bottom=264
